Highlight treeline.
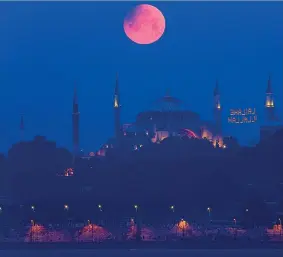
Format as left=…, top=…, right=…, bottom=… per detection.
left=0, top=132, right=283, bottom=226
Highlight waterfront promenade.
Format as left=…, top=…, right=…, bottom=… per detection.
left=1, top=249, right=283, bottom=257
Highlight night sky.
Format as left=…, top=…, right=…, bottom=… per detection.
left=0, top=2, right=282, bottom=153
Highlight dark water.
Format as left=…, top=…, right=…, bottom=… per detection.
left=1, top=250, right=283, bottom=257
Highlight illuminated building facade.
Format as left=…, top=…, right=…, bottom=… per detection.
left=95, top=79, right=225, bottom=156
left=73, top=74, right=283, bottom=157
left=125, top=81, right=224, bottom=148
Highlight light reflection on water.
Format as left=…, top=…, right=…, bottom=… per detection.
left=0, top=250, right=283, bottom=257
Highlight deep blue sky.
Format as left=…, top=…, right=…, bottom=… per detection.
left=0, top=2, right=282, bottom=153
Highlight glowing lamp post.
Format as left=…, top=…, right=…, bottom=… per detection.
left=181, top=219, right=184, bottom=237
left=207, top=207, right=212, bottom=220
left=170, top=205, right=175, bottom=232
left=30, top=220, right=35, bottom=242
left=98, top=204, right=103, bottom=226
left=31, top=205, right=35, bottom=212
left=0, top=206, right=2, bottom=214
left=64, top=205, right=70, bottom=228
left=233, top=218, right=237, bottom=226
left=134, top=205, right=141, bottom=241
left=134, top=205, right=138, bottom=212
left=88, top=220, right=94, bottom=242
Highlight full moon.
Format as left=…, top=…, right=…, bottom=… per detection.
left=123, top=4, right=166, bottom=45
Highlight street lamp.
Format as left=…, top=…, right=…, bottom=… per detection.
left=98, top=204, right=102, bottom=212
left=30, top=220, right=35, bottom=242
left=0, top=206, right=2, bottom=213
left=134, top=205, right=138, bottom=212
left=31, top=205, right=35, bottom=212
left=170, top=205, right=175, bottom=232
left=64, top=204, right=69, bottom=211
left=207, top=207, right=212, bottom=219
left=88, top=220, right=94, bottom=242
left=233, top=218, right=237, bottom=226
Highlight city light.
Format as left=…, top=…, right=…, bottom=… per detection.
left=170, top=205, right=175, bottom=212
left=98, top=204, right=102, bottom=211
left=64, top=205, right=69, bottom=211
left=207, top=207, right=212, bottom=218
left=134, top=205, right=138, bottom=212
left=31, top=205, right=35, bottom=211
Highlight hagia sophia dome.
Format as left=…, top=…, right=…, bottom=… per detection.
left=125, top=91, right=220, bottom=144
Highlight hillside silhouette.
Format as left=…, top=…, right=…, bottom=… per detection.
left=0, top=132, right=282, bottom=225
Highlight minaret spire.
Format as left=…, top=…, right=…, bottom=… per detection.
left=214, top=79, right=220, bottom=97
left=213, top=79, right=222, bottom=134
left=265, top=75, right=275, bottom=122
left=114, top=73, right=121, bottom=142
left=72, top=82, right=80, bottom=157
left=266, top=74, right=272, bottom=94
left=114, top=73, right=119, bottom=107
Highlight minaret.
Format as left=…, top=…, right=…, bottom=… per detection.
left=20, top=114, right=24, bottom=141
left=114, top=73, right=121, bottom=142
left=213, top=80, right=222, bottom=135
left=72, top=84, right=80, bottom=157
left=265, top=75, right=275, bottom=122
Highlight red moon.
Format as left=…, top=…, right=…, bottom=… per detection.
left=123, top=4, right=166, bottom=45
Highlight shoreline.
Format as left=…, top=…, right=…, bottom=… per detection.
left=0, top=240, right=283, bottom=250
